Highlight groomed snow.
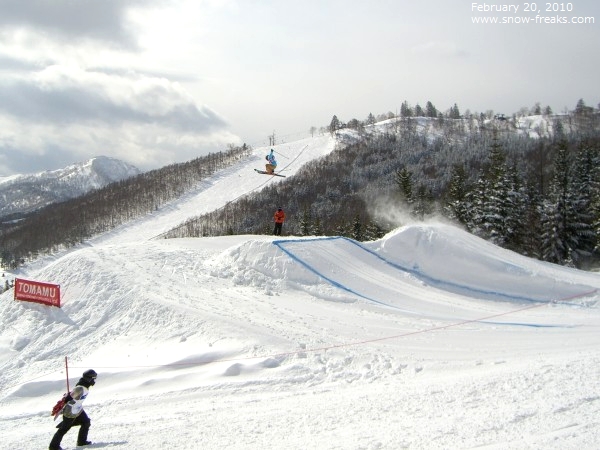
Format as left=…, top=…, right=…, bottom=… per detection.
left=1, top=136, right=600, bottom=450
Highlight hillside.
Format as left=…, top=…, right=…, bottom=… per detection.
left=2, top=110, right=599, bottom=271
left=162, top=113, right=600, bottom=270
left=1, top=122, right=599, bottom=448
left=88, top=135, right=336, bottom=246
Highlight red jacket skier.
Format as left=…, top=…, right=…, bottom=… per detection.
left=273, top=207, right=286, bottom=236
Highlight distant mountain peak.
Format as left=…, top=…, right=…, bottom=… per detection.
left=0, top=156, right=141, bottom=219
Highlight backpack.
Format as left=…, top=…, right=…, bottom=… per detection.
left=51, top=393, right=68, bottom=419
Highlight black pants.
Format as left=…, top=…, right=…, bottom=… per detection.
left=49, top=411, right=90, bottom=449
left=273, top=222, right=283, bottom=235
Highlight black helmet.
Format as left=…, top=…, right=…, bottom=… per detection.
left=83, top=369, right=97, bottom=379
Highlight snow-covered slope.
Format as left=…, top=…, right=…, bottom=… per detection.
left=1, top=135, right=599, bottom=450
left=88, top=135, right=336, bottom=245
left=0, top=156, right=140, bottom=218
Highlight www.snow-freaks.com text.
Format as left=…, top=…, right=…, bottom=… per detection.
left=470, top=2, right=595, bottom=25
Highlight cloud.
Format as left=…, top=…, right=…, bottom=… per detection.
left=0, top=0, right=165, bottom=49
left=0, top=114, right=241, bottom=175
left=0, top=65, right=226, bottom=130
left=0, top=66, right=239, bottom=175
left=91, top=66, right=201, bottom=84
left=0, top=53, right=50, bottom=72
left=0, top=0, right=243, bottom=176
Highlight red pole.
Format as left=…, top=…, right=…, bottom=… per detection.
left=65, top=356, right=70, bottom=393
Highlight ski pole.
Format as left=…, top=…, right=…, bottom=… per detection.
left=65, top=356, right=70, bottom=393
left=273, top=149, right=289, bottom=159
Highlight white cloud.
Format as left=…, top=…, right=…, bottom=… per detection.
left=0, top=112, right=240, bottom=174
left=0, top=66, right=239, bottom=174
left=0, top=0, right=162, bottom=48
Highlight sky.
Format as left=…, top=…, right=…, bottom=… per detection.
left=0, top=0, right=598, bottom=176
left=1, top=133, right=599, bottom=448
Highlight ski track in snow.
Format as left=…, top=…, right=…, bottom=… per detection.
left=1, top=135, right=600, bottom=449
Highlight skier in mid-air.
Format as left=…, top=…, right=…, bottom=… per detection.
left=49, top=369, right=97, bottom=450
left=265, top=149, right=277, bottom=174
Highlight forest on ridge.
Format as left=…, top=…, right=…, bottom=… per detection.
left=166, top=99, right=600, bottom=270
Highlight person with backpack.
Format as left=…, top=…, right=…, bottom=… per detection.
left=265, top=149, right=277, bottom=174
left=49, top=369, right=97, bottom=450
left=273, top=207, right=286, bottom=236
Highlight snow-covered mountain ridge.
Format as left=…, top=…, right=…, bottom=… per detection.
left=0, top=156, right=140, bottom=219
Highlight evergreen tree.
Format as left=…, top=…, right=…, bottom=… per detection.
left=478, top=131, right=510, bottom=244
left=347, top=118, right=361, bottom=130
left=329, top=115, right=341, bottom=135
left=313, top=218, right=323, bottom=236
left=449, top=103, right=461, bottom=119
left=486, top=130, right=507, bottom=180
left=335, top=223, right=348, bottom=237
left=425, top=101, right=437, bottom=118
left=575, top=98, right=587, bottom=115
left=1, top=250, right=12, bottom=270
left=400, top=101, right=413, bottom=118
left=414, top=104, right=424, bottom=117
left=364, top=222, right=386, bottom=241
left=446, top=164, right=470, bottom=225
left=465, top=176, right=489, bottom=235
left=300, top=207, right=312, bottom=236
left=351, top=215, right=363, bottom=241
left=503, top=164, right=528, bottom=251
left=395, top=167, right=414, bottom=205
left=520, top=182, right=544, bottom=258
left=540, top=141, right=578, bottom=265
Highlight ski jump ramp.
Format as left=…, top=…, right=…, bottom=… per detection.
left=274, top=236, right=597, bottom=322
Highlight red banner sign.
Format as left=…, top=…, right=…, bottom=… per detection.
left=14, top=278, right=61, bottom=307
